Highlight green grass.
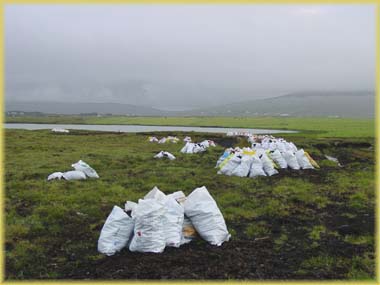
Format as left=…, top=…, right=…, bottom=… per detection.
left=4, top=128, right=376, bottom=279
left=6, top=116, right=375, bottom=138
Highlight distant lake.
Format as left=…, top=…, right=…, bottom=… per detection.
left=4, top=123, right=297, bottom=134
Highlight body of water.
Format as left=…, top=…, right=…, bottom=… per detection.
left=4, top=123, right=297, bottom=134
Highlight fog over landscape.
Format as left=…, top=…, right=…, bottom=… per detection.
left=5, top=5, right=375, bottom=112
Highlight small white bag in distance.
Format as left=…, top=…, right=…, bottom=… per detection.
left=248, top=155, right=267, bottom=177
left=129, top=199, right=167, bottom=253
left=193, top=144, right=206, bottom=153
left=200, top=140, right=210, bottom=148
left=163, top=152, right=176, bottom=160
left=180, top=143, right=190, bottom=153
left=260, top=153, right=279, bottom=176
left=283, top=150, right=301, bottom=170
left=154, top=151, right=176, bottom=160
left=158, top=137, right=167, bottom=144
left=184, top=186, right=230, bottom=246
left=182, top=142, right=196, bottom=153
left=98, top=205, right=134, bottom=256
left=71, top=160, right=99, bottom=178
left=269, top=149, right=288, bottom=169
left=47, top=172, right=63, bottom=181
left=295, top=149, right=314, bottom=169
left=183, top=136, right=192, bottom=142
left=154, top=151, right=165, bottom=158
left=62, top=170, right=87, bottom=180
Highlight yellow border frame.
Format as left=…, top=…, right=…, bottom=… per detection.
left=0, top=2, right=379, bottom=285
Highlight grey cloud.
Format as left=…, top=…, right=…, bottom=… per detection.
left=5, top=4, right=376, bottom=110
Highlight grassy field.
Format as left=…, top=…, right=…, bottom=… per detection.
left=6, top=116, right=375, bottom=138
left=4, top=120, right=376, bottom=280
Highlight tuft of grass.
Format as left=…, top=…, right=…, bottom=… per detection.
left=244, top=222, right=270, bottom=238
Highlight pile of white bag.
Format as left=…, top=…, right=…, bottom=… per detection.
left=226, top=131, right=252, bottom=137
left=180, top=140, right=216, bottom=154
left=51, top=128, right=69, bottom=133
left=216, top=146, right=319, bottom=178
left=98, top=186, right=230, bottom=256
left=148, top=136, right=159, bottom=142
left=248, top=135, right=298, bottom=153
left=47, top=160, right=99, bottom=181
left=154, top=151, right=176, bottom=160
left=148, top=136, right=180, bottom=143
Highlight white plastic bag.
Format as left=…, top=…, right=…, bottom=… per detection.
left=164, top=152, right=176, bottom=160
left=98, top=206, right=134, bottom=256
left=129, top=199, right=167, bottom=253
left=249, top=155, right=267, bottom=177
left=184, top=186, right=230, bottom=246
left=124, top=201, right=138, bottom=214
left=144, top=186, right=167, bottom=203
left=71, top=160, right=99, bottom=178
left=52, top=128, right=69, bottom=133
left=218, top=154, right=242, bottom=176
left=276, top=141, right=286, bottom=153
left=167, top=191, right=186, bottom=205
left=269, top=149, right=288, bottom=169
left=215, top=150, right=232, bottom=168
left=200, top=140, right=210, bottom=148
left=295, top=149, right=314, bottom=169
left=251, top=142, right=262, bottom=150
left=183, top=142, right=196, bottom=153
left=289, top=142, right=298, bottom=152
left=62, top=170, right=87, bottom=180
left=283, top=150, right=301, bottom=170
left=154, top=151, right=176, bottom=160
left=260, top=153, right=279, bottom=176
left=158, top=137, right=167, bottom=144
left=193, top=144, right=206, bottom=153
left=47, top=172, right=63, bottom=181
left=163, top=197, right=184, bottom=247
left=231, top=155, right=252, bottom=177
left=154, top=151, right=165, bottom=158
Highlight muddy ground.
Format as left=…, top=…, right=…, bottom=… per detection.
left=5, top=130, right=376, bottom=280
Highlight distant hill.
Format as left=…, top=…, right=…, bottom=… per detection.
left=5, top=91, right=375, bottom=118
left=179, top=91, right=375, bottom=117
left=5, top=101, right=166, bottom=116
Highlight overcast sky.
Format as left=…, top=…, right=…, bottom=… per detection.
left=5, top=4, right=376, bottom=110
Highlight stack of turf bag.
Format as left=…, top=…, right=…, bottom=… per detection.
left=216, top=136, right=319, bottom=178
left=47, top=160, right=99, bottom=181
left=180, top=140, right=216, bottom=154
left=97, top=186, right=230, bottom=256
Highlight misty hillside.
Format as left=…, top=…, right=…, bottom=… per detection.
left=179, top=91, right=375, bottom=117
left=5, top=101, right=166, bottom=116
left=5, top=91, right=375, bottom=118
